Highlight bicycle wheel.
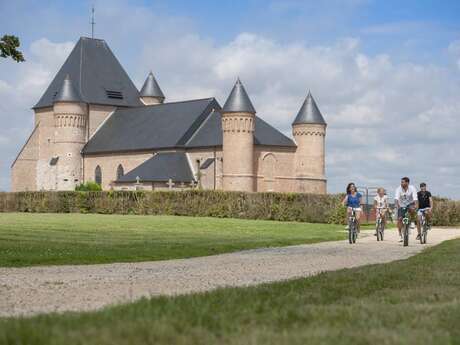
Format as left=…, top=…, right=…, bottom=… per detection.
left=403, top=225, right=409, bottom=247
left=376, top=222, right=380, bottom=242
left=378, top=223, right=384, bottom=241
left=348, top=222, right=353, bottom=244
left=422, top=224, right=428, bottom=244
left=352, top=229, right=357, bottom=243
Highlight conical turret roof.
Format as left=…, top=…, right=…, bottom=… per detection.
left=222, top=78, right=256, bottom=113
left=292, top=91, right=326, bottom=125
left=54, top=74, right=82, bottom=103
left=140, top=72, right=165, bottom=100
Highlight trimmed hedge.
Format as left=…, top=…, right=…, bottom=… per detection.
left=0, top=191, right=458, bottom=226
left=0, top=191, right=345, bottom=224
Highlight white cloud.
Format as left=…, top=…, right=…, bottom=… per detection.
left=1, top=2, right=459, bottom=199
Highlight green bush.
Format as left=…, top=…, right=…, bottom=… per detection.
left=0, top=191, right=458, bottom=226
left=75, top=182, right=102, bottom=191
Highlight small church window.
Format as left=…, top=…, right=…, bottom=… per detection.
left=116, top=164, right=124, bottom=180
left=95, top=165, right=102, bottom=185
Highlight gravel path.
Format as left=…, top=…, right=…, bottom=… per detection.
left=1, top=227, right=459, bottom=317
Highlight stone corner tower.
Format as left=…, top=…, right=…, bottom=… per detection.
left=53, top=74, right=87, bottom=190
left=139, top=72, right=165, bottom=105
left=292, top=91, right=327, bottom=194
left=221, top=78, right=256, bottom=192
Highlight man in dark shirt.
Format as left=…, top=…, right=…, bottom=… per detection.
left=416, top=182, right=433, bottom=240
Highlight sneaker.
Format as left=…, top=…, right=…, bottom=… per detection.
left=416, top=234, right=421, bottom=240
left=399, top=238, right=403, bottom=243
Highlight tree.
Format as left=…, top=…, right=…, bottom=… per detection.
left=0, top=35, right=25, bottom=62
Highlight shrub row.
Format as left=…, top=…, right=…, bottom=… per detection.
left=0, top=191, right=458, bottom=226
left=0, top=191, right=345, bottom=224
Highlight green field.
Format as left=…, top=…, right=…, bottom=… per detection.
left=1, top=238, right=459, bottom=344
left=0, top=213, right=345, bottom=267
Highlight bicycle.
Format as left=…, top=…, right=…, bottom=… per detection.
left=375, top=208, right=385, bottom=241
left=400, top=207, right=411, bottom=247
left=419, top=209, right=431, bottom=244
left=348, top=208, right=359, bottom=244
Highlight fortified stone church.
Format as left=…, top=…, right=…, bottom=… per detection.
left=12, top=37, right=327, bottom=193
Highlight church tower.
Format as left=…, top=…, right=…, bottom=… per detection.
left=292, top=91, right=327, bottom=193
left=53, top=75, right=87, bottom=190
left=221, top=79, right=256, bottom=192
left=140, top=72, right=165, bottom=105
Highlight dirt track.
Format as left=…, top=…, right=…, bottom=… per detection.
left=1, top=228, right=459, bottom=317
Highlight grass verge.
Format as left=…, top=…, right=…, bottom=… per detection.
left=1, top=238, right=459, bottom=344
left=0, top=213, right=344, bottom=267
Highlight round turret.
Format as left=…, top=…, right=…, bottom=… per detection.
left=292, top=91, right=327, bottom=193
left=53, top=75, right=87, bottom=190
left=221, top=78, right=256, bottom=192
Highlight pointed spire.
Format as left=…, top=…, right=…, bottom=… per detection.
left=140, top=72, right=165, bottom=100
left=54, top=74, right=82, bottom=103
left=292, top=91, right=326, bottom=125
left=222, top=78, right=256, bottom=113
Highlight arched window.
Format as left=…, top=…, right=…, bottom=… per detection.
left=262, top=153, right=276, bottom=192
left=95, top=165, right=102, bottom=185
left=116, top=164, right=124, bottom=180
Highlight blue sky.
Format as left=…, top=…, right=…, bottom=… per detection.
left=1, top=0, right=459, bottom=197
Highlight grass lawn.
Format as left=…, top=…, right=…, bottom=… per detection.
left=1, top=238, right=459, bottom=344
left=0, top=213, right=345, bottom=267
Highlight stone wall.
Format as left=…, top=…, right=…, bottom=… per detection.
left=186, top=149, right=223, bottom=190
left=53, top=102, right=87, bottom=190
left=292, top=123, right=326, bottom=179
left=35, top=107, right=57, bottom=190
left=88, top=104, right=115, bottom=138
left=222, top=112, right=255, bottom=192
left=11, top=124, right=40, bottom=192
left=83, top=152, right=154, bottom=190
left=254, top=146, right=297, bottom=192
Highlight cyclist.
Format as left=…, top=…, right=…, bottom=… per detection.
left=416, top=182, right=433, bottom=240
left=373, top=187, right=388, bottom=235
left=395, top=177, right=418, bottom=242
left=342, top=183, right=363, bottom=233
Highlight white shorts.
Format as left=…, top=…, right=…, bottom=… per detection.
left=417, top=208, right=431, bottom=217
left=348, top=207, right=362, bottom=212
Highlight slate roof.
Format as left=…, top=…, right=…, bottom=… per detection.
left=54, top=75, right=82, bottom=103
left=292, top=91, right=326, bottom=125
left=83, top=97, right=295, bottom=154
left=34, top=37, right=142, bottom=109
left=186, top=109, right=296, bottom=148
left=222, top=78, right=256, bottom=113
left=140, top=72, right=165, bottom=100
left=83, top=98, right=219, bottom=154
left=117, top=152, right=194, bottom=183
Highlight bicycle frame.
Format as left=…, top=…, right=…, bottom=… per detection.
left=348, top=208, right=359, bottom=244
left=400, top=207, right=410, bottom=246
left=419, top=209, right=430, bottom=244
left=376, top=208, right=385, bottom=241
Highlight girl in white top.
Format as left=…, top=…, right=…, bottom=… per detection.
left=373, top=187, right=388, bottom=225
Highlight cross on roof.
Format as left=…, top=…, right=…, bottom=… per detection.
left=91, top=6, right=96, bottom=39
